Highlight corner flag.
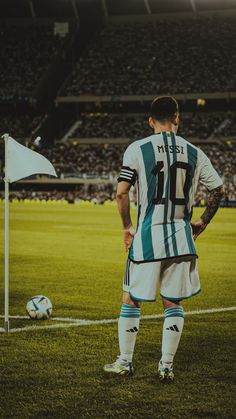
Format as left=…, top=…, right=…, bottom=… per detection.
left=6, top=135, right=57, bottom=182
left=2, top=134, right=57, bottom=333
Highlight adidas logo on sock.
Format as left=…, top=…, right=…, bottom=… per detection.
left=166, top=324, right=179, bottom=332
left=126, top=326, right=139, bottom=333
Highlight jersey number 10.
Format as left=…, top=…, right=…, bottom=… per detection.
left=152, top=161, right=191, bottom=205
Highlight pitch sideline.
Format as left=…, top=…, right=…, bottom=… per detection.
left=0, top=306, right=235, bottom=334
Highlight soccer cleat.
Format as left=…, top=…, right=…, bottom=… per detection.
left=103, top=358, right=134, bottom=376
left=158, top=361, right=174, bottom=382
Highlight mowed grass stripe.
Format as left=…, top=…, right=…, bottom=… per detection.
left=0, top=204, right=235, bottom=418
left=0, top=204, right=235, bottom=320
left=0, top=306, right=235, bottom=333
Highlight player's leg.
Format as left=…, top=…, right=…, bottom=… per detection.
left=118, top=291, right=141, bottom=363
left=158, top=256, right=200, bottom=380
left=104, top=259, right=158, bottom=375
left=158, top=298, right=184, bottom=381
left=118, top=260, right=160, bottom=367
left=103, top=292, right=141, bottom=375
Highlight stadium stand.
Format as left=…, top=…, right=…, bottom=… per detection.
left=66, top=112, right=236, bottom=140
left=0, top=1, right=235, bottom=206
left=61, top=17, right=236, bottom=96
left=0, top=184, right=115, bottom=205
left=0, top=114, right=43, bottom=140
left=1, top=140, right=235, bottom=203
left=105, top=0, right=236, bottom=15
left=0, top=23, right=69, bottom=102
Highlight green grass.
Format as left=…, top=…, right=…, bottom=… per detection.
left=0, top=203, right=235, bottom=418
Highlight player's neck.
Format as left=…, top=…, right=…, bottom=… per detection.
left=153, top=122, right=178, bottom=135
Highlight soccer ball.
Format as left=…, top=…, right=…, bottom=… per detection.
left=26, top=295, right=53, bottom=320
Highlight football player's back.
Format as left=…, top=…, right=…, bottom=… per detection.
left=120, top=128, right=222, bottom=262
left=105, top=96, right=224, bottom=381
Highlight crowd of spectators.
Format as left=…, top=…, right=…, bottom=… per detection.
left=1, top=16, right=235, bottom=204
left=33, top=141, right=236, bottom=202
left=0, top=24, right=68, bottom=102
left=0, top=184, right=115, bottom=205
left=1, top=134, right=235, bottom=192
left=0, top=115, right=235, bottom=203
left=1, top=182, right=235, bottom=206
left=39, top=142, right=123, bottom=178
left=62, top=17, right=236, bottom=96
left=0, top=122, right=236, bottom=205
left=0, top=114, right=43, bottom=140
left=1, top=112, right=235, bottom=145
left=71, top=112, right=236, bottom=140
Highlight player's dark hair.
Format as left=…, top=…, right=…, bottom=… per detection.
left=151, top=96, right=179, bottom=122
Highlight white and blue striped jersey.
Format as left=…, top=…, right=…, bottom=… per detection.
left=118, top=131, right=223, bottom=263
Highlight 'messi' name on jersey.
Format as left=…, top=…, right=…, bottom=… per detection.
left=157, top=144, right=184, bottom=154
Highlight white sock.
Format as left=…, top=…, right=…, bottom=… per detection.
left=161, top=306, right=184, bottom=367
left=118, top=303, right=140, bottom=363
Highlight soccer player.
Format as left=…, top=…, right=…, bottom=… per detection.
left=104, top=96, right=224, bottom=380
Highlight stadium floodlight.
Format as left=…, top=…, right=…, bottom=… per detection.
left=1, top=134, right=57, bottom=333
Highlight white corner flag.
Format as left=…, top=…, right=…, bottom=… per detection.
left=5, top=135, right=57, bottom=182
left=2, top=134, right=57, bottom=333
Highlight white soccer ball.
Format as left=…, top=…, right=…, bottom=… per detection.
left=26, top=295, right=53, bottom=320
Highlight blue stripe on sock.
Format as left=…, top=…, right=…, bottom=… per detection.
left=165, top=306, right=183, bottom=310
left=121, top=308, right=140, bottom=312
left=165, top=309, right=183, bottom=314
left=121, top=310, right=140, bottom=313
left=122, top=304, right=140, bottom=309
left=120, top=304, right=141, bottom=318
left=121, top=311, right=140, bottom=315
left=121, top=309, right=140, bottom=314
left=121, top=304, right=140, bottom=310
left=164, top=306, right=184, bottom=318
left=121, top=308, right=140, bottom=313
left=165, top=308, right=183, bottom=312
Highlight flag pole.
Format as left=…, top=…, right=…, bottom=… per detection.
left=3, top=134, right=10, bottom=333
left=1, top=134, right=57, bottom=333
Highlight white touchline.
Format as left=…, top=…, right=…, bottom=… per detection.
left=0, top=306, right=235, bottom=334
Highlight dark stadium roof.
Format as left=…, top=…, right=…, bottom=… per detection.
left=0, top=0, right=235, bottom=19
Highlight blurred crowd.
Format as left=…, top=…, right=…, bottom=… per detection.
left=39, top=143, right=123, bottom=178
left=63, top=17, right=236, bottom=96
left=36, top=142, right=236, bottom=182
left=0, top=17, right=235, bottom=205
left=72, top=112, right=236, bottom=140
left=0, top=114, right=235, bottom=202
left=0, top=183, right=235, bottom=206
left=0, top=114, right=43, bottom=140
left=1, top=141, right=234, bottom=203
left=1, top=112, right=236, bottom=144
left=0, top=24, right=67, bottom=102
left=0, top=184, right=115, bottom=205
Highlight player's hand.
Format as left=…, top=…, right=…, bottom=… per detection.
left=123, top=225, right=135, bottom=252
left=191, top=218, right=207, bottom=240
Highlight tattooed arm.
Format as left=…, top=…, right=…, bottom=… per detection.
left=191, top=185, right=224, bottom=240
left=116, top=181, right=135, bottom=252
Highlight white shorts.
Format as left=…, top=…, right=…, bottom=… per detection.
left=123, top=256, right=200, bottom=302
